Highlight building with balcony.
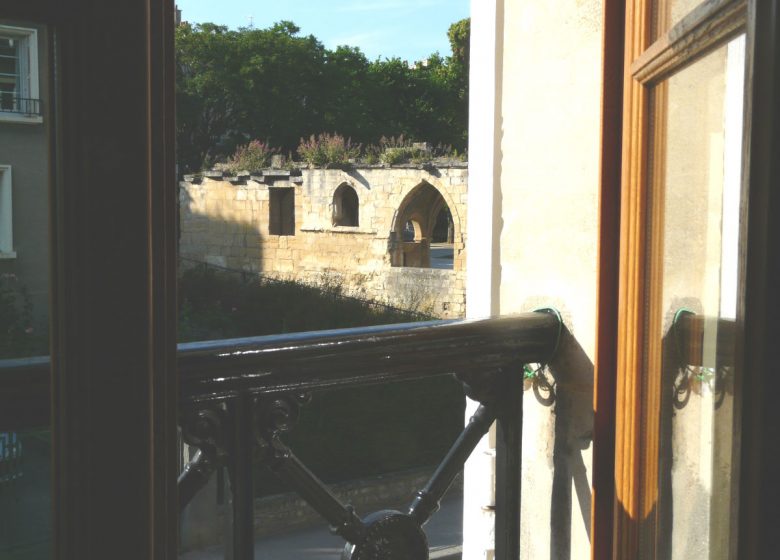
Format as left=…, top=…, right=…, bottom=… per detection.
left=0, top=19, right=49, bottom=328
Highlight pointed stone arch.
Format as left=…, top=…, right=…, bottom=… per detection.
left=390, top=179, right=463, bottom=270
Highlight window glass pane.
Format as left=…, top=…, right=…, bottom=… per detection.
left=0, top=37, right=19, bottom=110
left=174, top=1, right=469, bottom=556
left=0, top=18, right=51, bottom=560
left=0, top=57, right=17, bottom=78
left=647, top=34, right=745, bottom=558
left=0, top=429, right=51, bottom=559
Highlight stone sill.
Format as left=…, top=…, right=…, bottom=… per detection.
left=300, top=226, right=378, bottom=235
left=388, top=266, right=457, bottom=276
left=430, top=547, right=462, bottom=560
left=0, top=113, right=43, bottom=125
left=181, top=161, right=468, bottom=183
left=0, top=250, right=17, bottom=259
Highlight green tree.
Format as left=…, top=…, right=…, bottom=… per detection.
left=233, top=21, right=329, bottom=150
left=176, top=23, right=243, bottom=172
left=448, top=18, right=470, bottom=69
left=320, top=46, right=375, bottom=142
left=175, top=19, right=470, bottom=172
left=445, top=18, right=470, bottom=147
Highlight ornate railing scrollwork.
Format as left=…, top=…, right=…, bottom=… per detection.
left=180, top=379, right=519, bottom=559
left=178, top=405, right=228, bottom=512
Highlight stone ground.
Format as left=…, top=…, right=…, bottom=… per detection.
left=430, top=243, right=454, bottom=270
left=179, top=491, right=463, bottom=560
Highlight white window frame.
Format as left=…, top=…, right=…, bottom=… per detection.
left=0, top=24, right=41, bottom=124
left=0, top=165, right=14, bottom=258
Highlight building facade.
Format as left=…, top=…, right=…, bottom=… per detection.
left=0, top=19, right=50, bottom=331
left=180, top=165, right=468, bottom=318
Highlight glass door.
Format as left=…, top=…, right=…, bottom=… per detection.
left=0, top=15, right=53, bottom=559
left=612, top=0, right=753, bottom=557
left=642, top=33, right=745, bottom=559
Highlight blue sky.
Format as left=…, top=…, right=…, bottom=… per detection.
left=177, top=0, right=470, bottom=62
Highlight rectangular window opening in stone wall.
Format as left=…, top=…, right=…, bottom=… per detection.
left=269, top=187, right=295, bottom=236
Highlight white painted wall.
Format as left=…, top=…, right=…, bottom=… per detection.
left=464, top=1, right=603, bottom=558
left=463, top=1, right=503, bottom=556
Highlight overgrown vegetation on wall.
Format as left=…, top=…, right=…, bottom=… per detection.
left=296, top=132, right=361, bottom=168
left=223, top=133, right=464, bottom=172
left=178, top=265, right=465, bottom=492
left=176, top=18, right=470, bottom=172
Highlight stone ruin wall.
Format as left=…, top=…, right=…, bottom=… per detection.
left=179, top=165, right=468, bottom=318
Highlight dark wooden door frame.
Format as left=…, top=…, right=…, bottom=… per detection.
left=2, top=1, right=178, bottom=558
left=591, top=2, right=626, bottom=559
left=737, top=1, right=780, bottom=557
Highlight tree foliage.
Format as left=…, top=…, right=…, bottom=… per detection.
left=176, top=18, right=470, bottom=172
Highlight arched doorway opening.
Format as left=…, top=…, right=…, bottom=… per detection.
left=391, top=181, right=456, bottom=269
left=332, top=183, right=359, bottom=227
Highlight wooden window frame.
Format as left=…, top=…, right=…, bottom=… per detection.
left=596, top=0, right=780, bottom=557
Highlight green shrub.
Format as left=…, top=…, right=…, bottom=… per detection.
left=297, top=132, right=360, bottom=168
left=0, top=274, right=47, bottom=359
left=376, top=135, right=428, bottom=165
left=361, top=143, right=382, bottom=165
left=380, top=147, right=410, bottom=165
left=225, top=139, right=276, bottom=174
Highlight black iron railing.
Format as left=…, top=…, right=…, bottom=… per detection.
left=178, top=312, right=561, bottom=559
left=0, top=96, right=42, bottom=116
left=0, top=311, right=561, bottom=559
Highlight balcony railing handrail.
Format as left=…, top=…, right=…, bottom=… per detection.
left=0, top=312, right=559, bottom=429
left=0, top=312, right=560, bottom=560
left=175, top=311, right=559, bottom=560
left=178, top=312, right=559, bottom=401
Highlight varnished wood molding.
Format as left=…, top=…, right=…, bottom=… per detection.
left=632, top=0, right=747, bottom=84
left=613, top=0, right=652, bottom=556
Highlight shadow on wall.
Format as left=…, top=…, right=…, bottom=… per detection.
left=178, top=171, right=468, bottom=318
left=178, top=186, right=265, bottom=272
left=529, top=325, right=594, bottom=560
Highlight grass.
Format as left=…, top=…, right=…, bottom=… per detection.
left=178, top=265, right=465, bottom=496
left=178, top=264, right=432, bottom=341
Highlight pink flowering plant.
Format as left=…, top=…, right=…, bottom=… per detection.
left=225, top=139, right=277, bottom=174
left=297, top=133, right=360, bottom=168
